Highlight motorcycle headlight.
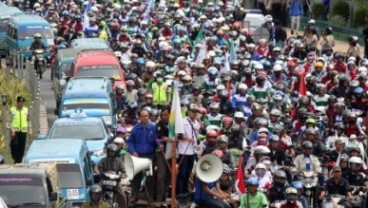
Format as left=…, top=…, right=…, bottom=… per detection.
left=102, top=116, right=112, bottom=125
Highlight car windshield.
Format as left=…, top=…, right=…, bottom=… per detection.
left=76, top=65, right=121, bottom=80
left=18, top=26, right=53, bottom=39
left=60, top=63, right=72, bottom=76
left=56, top=164, right=83, bottom=188
left=62, top=98, right=111, bottom=112
left=50, top=121, right=105, bottom=140
left=0, top=18, right=9, bottom=31
left=0, top=175, right=46, bottom=207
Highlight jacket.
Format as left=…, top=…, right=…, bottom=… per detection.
left=294, top=154, right=322, bottom=174
left=127, top=122, right=158, bottom=155
left=289, top=0, right=304, bottom=16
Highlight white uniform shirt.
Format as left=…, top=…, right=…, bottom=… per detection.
left=178, top=117, right=200, bottom=155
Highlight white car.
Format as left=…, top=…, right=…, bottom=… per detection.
left=0, top=197, right=8, bottom=208
left=243, top=9, right=266, bottom=32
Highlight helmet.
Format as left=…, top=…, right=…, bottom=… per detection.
left=208, top=67, right=218, bottom=75
left=305, top=127, right=316, bottom=135
left=136, top=57, right=145, bottom=65
left=349, top=156, right=362, bottom=164
left=107, top=144, right=118, bottom=152
left=340, top=154, right=349, bottom=162
left=126, top=80, right=135, bottom=87
left=306, top=117, right=316, bottom=125
left=116, top=127, right=126, bottom=134
left=216, top=84, right=226, bottom=91
left=212, top=149, right=224, bottom=158
left=34, top=33, right=42, bottom=38
left=127, top=101, right=138, bottom=109
left=354, top=87, right=364, bottom=94
left=113, top=137, right=125, bottom=144
left=291, top=181, right=303, bottom=190
left=302, top=141, right=313, bottom=149
left=206, top=130, right=218, bottom=141
left=255, top=163, right=267, bottom=169
left=218, top=135, right=228, bottom=143
left=334, top=122, right=345, bottom=130
left=246, top=177, right=259, bottom=186
left=254, top=146, right=271, bottom=155
left=269, top=135, right=280, bottom=142
left=62, top=10, right=69, bottom=16
left=137, top=88, right=147, bottom=96
left=265, top=15, right=273, bottom=22
left=328, top=95, right=337, bottom=103
left=270, top=109, right=281, bottom=116
left=274, top=170, right=287, bottom=185
left=315, top=61, right=324, bottom=68
left=285, top=187, right=298, bottom=195
left=90, top=185, right=103, bottom=194
left=273, top=64, right=282, bottom=72
left=298, top=96, right=310, bottom=106
left=116, top=84, right=124, bottom=90
left=222, top=117, right=233, bottom=124
left=238, top=83, right=248, bottom=91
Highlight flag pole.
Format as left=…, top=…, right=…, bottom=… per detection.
left=171, top=138, right=177, bottom=208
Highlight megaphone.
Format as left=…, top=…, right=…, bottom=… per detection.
left=196, top=154, right=223, bottom=183
left=124, top=153, right=153, bottom=180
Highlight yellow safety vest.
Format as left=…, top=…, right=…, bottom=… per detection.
left=10, top=106, right=28, bottom=132
left=152, top=82, right=168, bottom=105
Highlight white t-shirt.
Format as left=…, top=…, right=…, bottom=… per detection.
left=178, top=117, right=200, bottom=155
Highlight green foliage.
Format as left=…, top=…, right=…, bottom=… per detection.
left=330, top=15, right=347, bottom=26
left=353, top=0, right=368, bottom=10
left=332, top=0, right=350, bottom=22
left=312, top=3, right=325, bottom=20
left=353, top=8, right=368, bottom=28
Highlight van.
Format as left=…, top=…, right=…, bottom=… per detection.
left=69, top=38, right=111, bottom=50
left=23, top=139, right=94, bottom=207
left=57, top=76, right=117, bottom=128
left=0, top=6, right=22, bottom=57
left=5, top=14, right=54, bottom=62
left=0, top=163, right=65, bottom=207
left=52, top=48, right=80, bottom=110
left=69, top=50, right=125, bottom=88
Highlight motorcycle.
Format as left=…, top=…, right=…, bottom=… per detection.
left=299, top=170, right=318, bottom=208
left=34, top=49, right=46, bottom=79
left=321, top=194, right=345, bottom=208
left=101, top=171, right=121, bottom=208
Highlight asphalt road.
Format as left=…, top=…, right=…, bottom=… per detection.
left=39, top=69, right=57, bottom=129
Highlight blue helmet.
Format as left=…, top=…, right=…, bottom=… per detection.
left=262, top=60, right=272, bottom=70
left=246, top=177, right=259, bottom=186
left=136, top=57, right=145, bottom=65
left=354, top=87, right=364, bottom=94
left=62, top=10, right=69, bottom=16
left=291, top=181, right=303, bottom=189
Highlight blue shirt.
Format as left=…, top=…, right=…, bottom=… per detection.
left=193, top=178, right=217, bottom=201
left=127, top=122, right=158, bottom=155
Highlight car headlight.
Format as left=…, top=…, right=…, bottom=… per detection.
left=93, top=149, right=105, bottom=157
left=102, top=116, right=112, bottom=125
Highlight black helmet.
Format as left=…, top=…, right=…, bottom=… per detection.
left=328, top=95, right=337, bottom=103
left=302, top=141, right=313, bottom=148
left=334, top=122, right=345, bottom=130
left=274, top=170, right=287, bottom=185
left=298, top=96, right=310, bottom=106
left=90, top=185, right=103, bottom=194
left=137, top=88, right=147, bottom=96
left=127, top=101, right=138, bottom=109
left=255, top=76, right=266, bottom=85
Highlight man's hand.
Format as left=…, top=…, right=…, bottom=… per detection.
left=187, top=137, right=194, bottom=143
left=133, top=152, right=139, bottom=157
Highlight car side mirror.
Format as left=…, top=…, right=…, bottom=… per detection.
left=36, top=135, right=46, bottom=140
left=50, top=192, right=58, bottom=201
left=86, top=178, right=93, bottom=186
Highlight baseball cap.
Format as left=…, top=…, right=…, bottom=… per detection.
left=332, top=166, right=342, bottom=172
left=16, top=96, right=25, bottom=102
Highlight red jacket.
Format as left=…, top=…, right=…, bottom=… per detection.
left=334, top=62, right=347, bottom=74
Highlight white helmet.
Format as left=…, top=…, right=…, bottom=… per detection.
left=265, top=15, right=273, bottom=22
left=255, top=163, right=267, bottom=169
left=285, top=187, right=298, bottom=195
left=238, top=83, right=248, bottom=91
left=349, top=156, right=362, bottom=164
left=216, top=84, right=226, bottom=91
left=113, top=137, right=125, bottom=144
left=146, top=61, right=156, bottom=68
left=273, top=64, right=282, bottom=72
left=254, top=146, right=270, bottom=154
left=254, top=63, right=264, bottom=71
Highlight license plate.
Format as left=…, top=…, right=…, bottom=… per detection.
left=102, top=180, right=117, bottom=186
left=67, top=189, right=79, bottom=200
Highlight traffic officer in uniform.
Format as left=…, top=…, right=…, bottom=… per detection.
left=10, top=96, right=29, bottom=163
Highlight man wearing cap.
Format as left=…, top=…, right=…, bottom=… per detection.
left=10, top=96, right=29, bottom=163
left=177, top=104, right=201, bottom=199
left=322, top=166, right=352, bottom=208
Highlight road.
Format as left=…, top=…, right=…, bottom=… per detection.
left=39, top=69, right=57, bottom=129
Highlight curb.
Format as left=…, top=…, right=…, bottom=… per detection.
left=39, top=103, right=48, bottom=135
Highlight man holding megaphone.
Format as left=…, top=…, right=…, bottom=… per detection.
left=126, top=109, right=159, bottom=204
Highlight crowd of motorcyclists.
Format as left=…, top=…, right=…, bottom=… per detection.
left=5, top=0, right=368, bottom=207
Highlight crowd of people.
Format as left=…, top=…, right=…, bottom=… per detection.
left=6, top=0, right=368, bottom=207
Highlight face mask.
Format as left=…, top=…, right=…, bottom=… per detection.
left=157, top=77, right=163, bottom=83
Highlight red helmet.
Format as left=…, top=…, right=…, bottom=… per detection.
left=206, top=130, right=218, bottom=146
left=199, top=107, right=207, bottom=116
left=222, top=116, right=233, bottom=124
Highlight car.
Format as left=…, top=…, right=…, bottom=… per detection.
left=0, top=6, right=22, bottom=57
left=5, top=13, right=54, bottom=64
left=56, top=76, right=117, bottom=128
left=0, top=163, right=65, bottom=207
left=0, top=197, right=8, bottom=208
left=24, top=139, right=95, bottom=207
left=38, top=116, right=113, bottom=165
left=52, top=48, right=81, bottom=110
left=69, top=50, right=125, bottom=88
